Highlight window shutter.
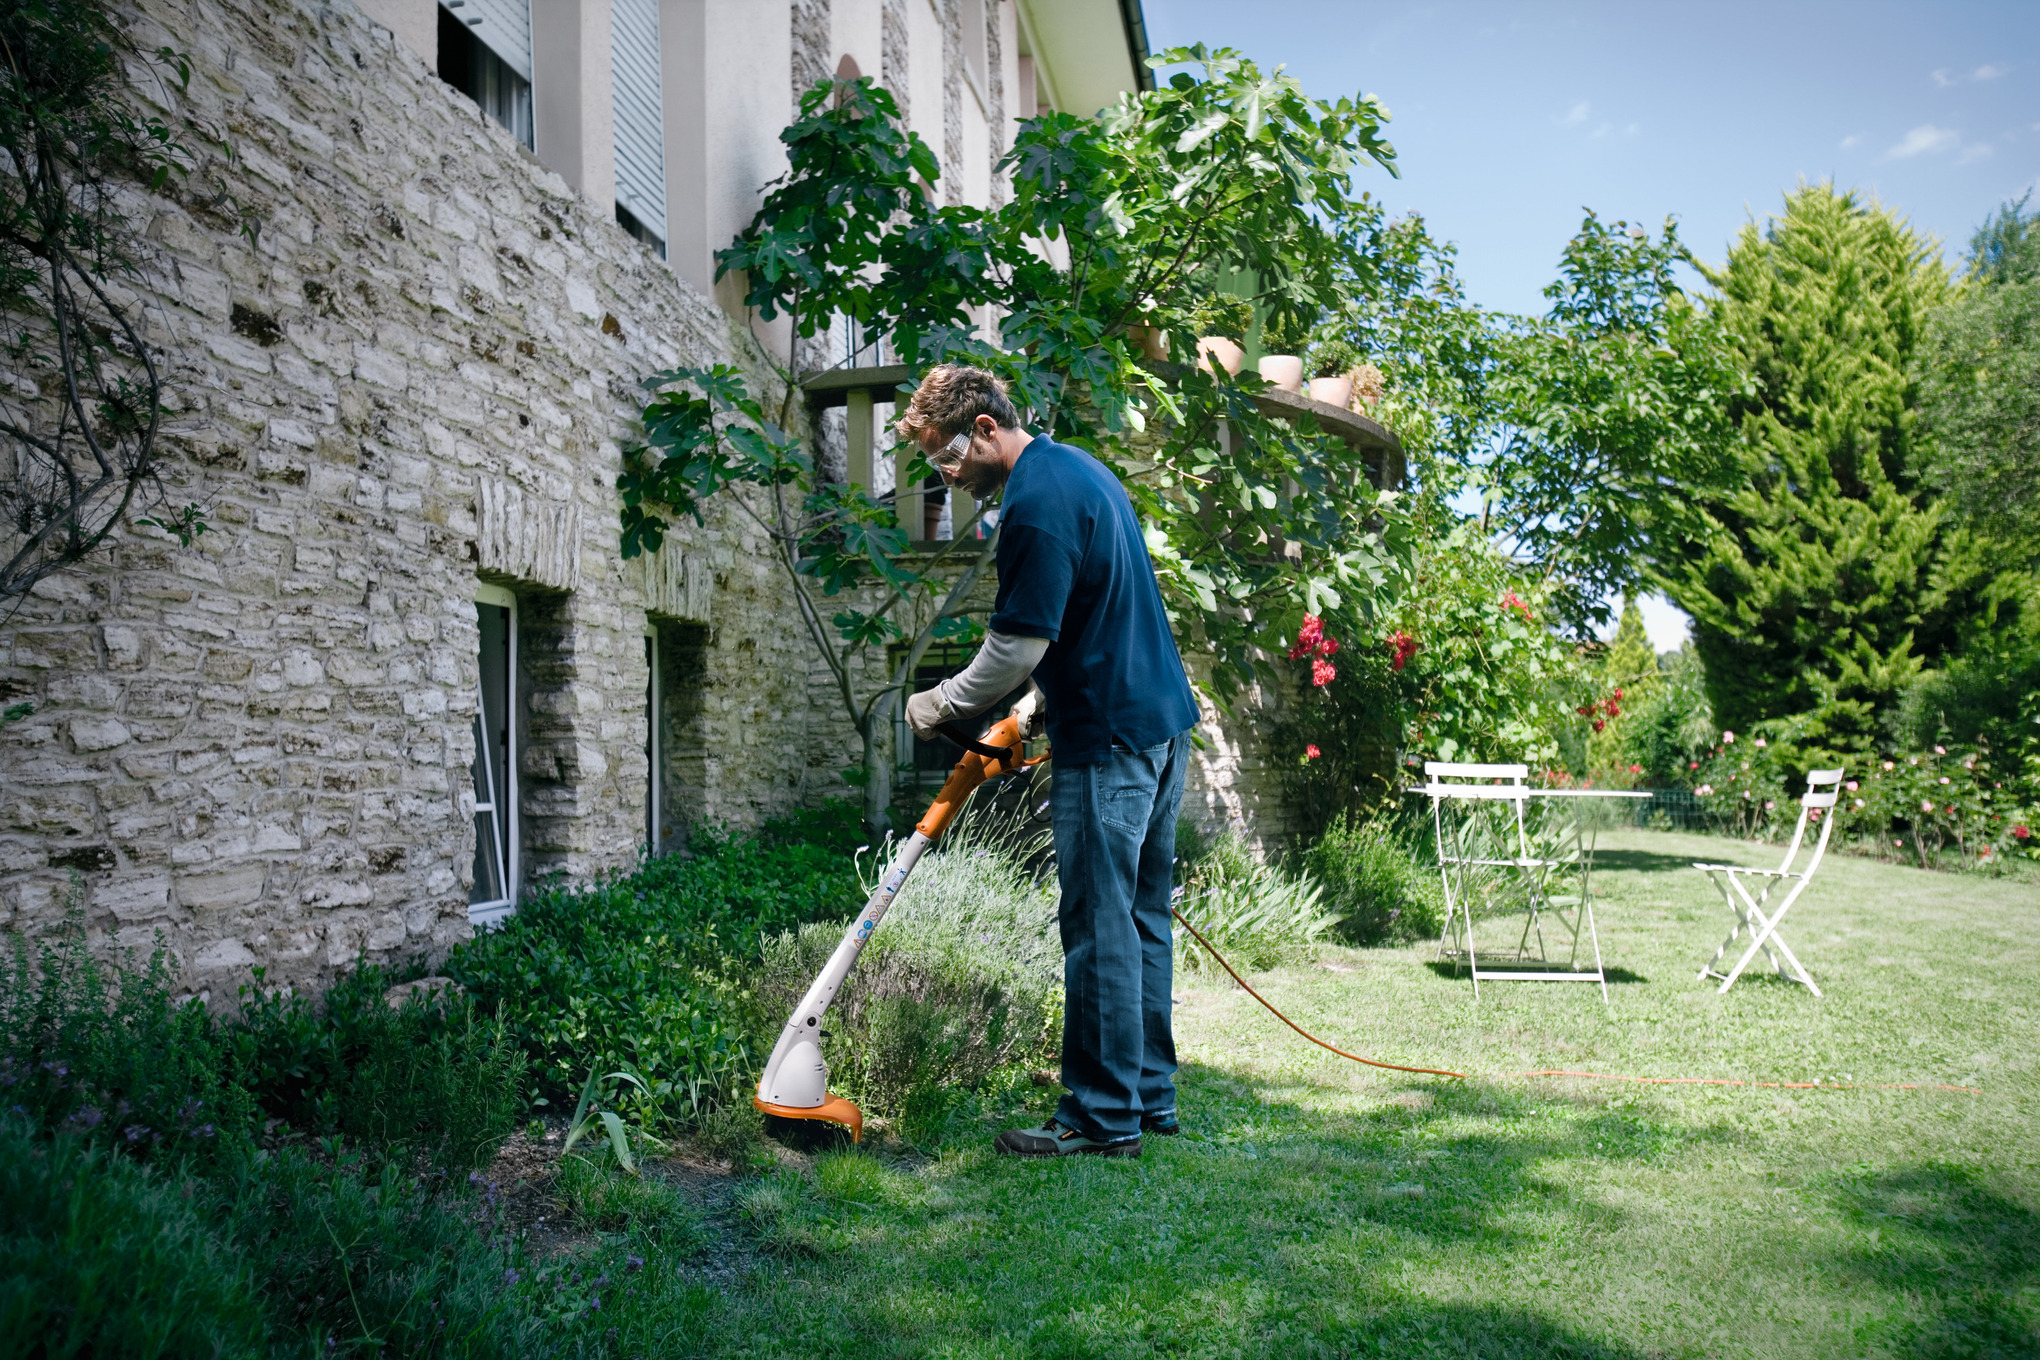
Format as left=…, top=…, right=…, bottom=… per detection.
left=449, top=0, right=531, bottom=80
left=611, top=0, right=666, bottom=243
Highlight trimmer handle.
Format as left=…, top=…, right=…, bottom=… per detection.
left=914, top=713, right=1040, bottom=840
left=935, top=720, right=1021, bottom=763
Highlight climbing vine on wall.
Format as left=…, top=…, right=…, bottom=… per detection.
left=0, top=0, right=214, bottom=599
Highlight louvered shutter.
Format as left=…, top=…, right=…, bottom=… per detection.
left=450, top=0, right=531, bottom=81
left=611, top=0, right=666, bottom=243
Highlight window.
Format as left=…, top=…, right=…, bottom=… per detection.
left=611, top=0, right=666, bottom=256
left=644, top=630, right=664, bottom=854
left=892, top=644, right=1027, bottom=789
left=470, top=585, right=519, bottom=923
left=438, top=2, right=533, bottom=149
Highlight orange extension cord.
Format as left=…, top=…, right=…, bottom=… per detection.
left=1167, top=907, right=1982, bottom=1096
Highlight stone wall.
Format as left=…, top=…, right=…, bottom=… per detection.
left=0, top=0, right=1331, bottom=1001
left=0, top=0, right=841, bottom=1000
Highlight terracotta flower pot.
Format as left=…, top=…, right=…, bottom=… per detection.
left=1126, top=324, right=1170, bottom=362
left=1196, top=336, right=1244, bottom=376
left=1257, top=354, right=1304, bottom=393
left=1308, top=375, right=1354, bottom=408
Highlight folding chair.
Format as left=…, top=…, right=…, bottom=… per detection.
left=1424, top=762, right=1608, bottom=1002
left=1694, top=768, right=1844, bottom=996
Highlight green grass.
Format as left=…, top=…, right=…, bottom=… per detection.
left=674, top=828, right=2038, bottom=1359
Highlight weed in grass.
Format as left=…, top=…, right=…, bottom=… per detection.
left=553, top=1154, right=703, bottom=1250
left=737, top=1169, right=838, bottom=1258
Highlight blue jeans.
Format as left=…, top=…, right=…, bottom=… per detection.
left=1050, top=731, right=1190, bottom=1141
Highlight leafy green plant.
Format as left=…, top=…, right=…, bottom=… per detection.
left=0, top=917, right=255, bottom=1166
left=1259, top=305, right=1315, bottom=355
left=1302, top=815, right=1443, bottom=945
left=1308, top=334, right=1362, bottom=379
left=445, top=832, right=860, bottom=1126
left=1834, top=745, right=2024, bottom=870
left=635, top=53, right=1416, bottom=830
left=1173, top=830, right=1339, bottom=972
left=1193, top=292, right=1256, bottom=342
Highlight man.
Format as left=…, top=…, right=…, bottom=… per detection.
left=896, top=364, right=1199, bottom=1158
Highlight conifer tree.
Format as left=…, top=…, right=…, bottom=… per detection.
left=1656, top=184, right=1986, bottom=743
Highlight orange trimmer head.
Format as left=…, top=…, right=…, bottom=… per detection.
left=754, top=1092, right=864, bottom=1143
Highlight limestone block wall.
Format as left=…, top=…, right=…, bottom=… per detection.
left=0, top=0, right=837, bottom=1000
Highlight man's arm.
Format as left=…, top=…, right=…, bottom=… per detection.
left=905, top=631, right=1048, bottom=738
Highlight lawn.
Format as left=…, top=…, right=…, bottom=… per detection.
left=672, top=827, right=2038, bottom=1359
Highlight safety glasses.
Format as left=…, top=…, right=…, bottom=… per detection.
left=931, top=429, right=971, bottom=473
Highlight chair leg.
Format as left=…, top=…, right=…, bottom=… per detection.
left=1697, top=871, right=1754, bottom=981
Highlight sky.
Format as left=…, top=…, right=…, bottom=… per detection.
left=1140, top=0, right=2040, bottom=650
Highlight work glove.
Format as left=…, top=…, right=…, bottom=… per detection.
left=1009, top=680, right=1047, bottom=740
left=905, top=685, right=951, bottom=741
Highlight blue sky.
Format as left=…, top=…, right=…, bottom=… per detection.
left=1141, top=0, right=2040, bottom=649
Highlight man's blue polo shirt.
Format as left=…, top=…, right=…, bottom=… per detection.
left=988, top=434, right=1197, bottom=765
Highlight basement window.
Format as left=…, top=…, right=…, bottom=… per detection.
left=470, top=584, right=519, bottom=924
left=438, top=3, right=533, bottom=149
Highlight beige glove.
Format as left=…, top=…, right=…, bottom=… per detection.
left=905, top=685, right=951, bottom=741
left=1009, top=679, right=1047, bottom=739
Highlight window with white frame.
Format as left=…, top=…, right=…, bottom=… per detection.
left=470, top=585, right=519, bottom=923
left=644, top=629, right=665, bottom=855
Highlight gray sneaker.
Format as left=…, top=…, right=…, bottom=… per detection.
left=993, top=1118, right=1141, bottom=1158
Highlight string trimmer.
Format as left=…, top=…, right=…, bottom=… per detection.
left=753, top=712, right=1040, bottom=1142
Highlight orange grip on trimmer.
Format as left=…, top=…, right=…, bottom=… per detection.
left=914, top=713, right=1037, bottom=839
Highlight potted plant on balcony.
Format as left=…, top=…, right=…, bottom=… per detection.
left=1306, top=336, right=1362, bottom=408
left=1256, top=310, right=1312, bottom=393
left=1193, top=293, right=1252, bottom=375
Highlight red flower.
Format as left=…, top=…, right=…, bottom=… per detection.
left=1628, top=764, right=1642, bottom=774
left=1289, top=614, right=1325, bottom=660
left=2016, top=825, right=2032, bottom=840
left=1689, top=761, right=1699, bottom=770
left=1605, top=702, right=1621, bottom=718
left=1311, top=655, right=1337, bottom=687
left=1305, top=744, right=1322, bottom=760
left=1576, top=705, right=1594, bottom=717
left=1612, top=688, right=1624, bottom=701
left=1591, top=718, right=1605, bottom=732
left=1387, top=630, right=1418, bottom=671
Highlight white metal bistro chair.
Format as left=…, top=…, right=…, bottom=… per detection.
left=1694, top=768, right=1845, bottom=996
left=1424, top=761, right=1608, bottom=1003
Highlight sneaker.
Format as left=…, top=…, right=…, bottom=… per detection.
left=1140, top=1115, right=1180, bottom=1137
left=993, top=1118, right=1141, bottom=1158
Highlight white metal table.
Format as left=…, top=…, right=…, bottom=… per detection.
left=1417, top=779, right=1653, bottom=1004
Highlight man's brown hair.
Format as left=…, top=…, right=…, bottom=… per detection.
left=894, top=364, right=1020, bottom=444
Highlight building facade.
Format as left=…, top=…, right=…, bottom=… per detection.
left=0, top=0, right=1335, bottom=1000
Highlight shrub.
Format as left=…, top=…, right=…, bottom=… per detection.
left=748, top=825, right=1061, bottom=1128
left=446, top=834, right=861, bottom=1124
left=1308, top=334, right=1362, bottom=378
left=1303, top=815, right=1443, bottom=945
left=0, top=920, right=255, bottom=1166
left=0, top=1118, right=265, bottom=1360
left=1260, top=307, right=1316, bottom=355
left=216, top=1144, right=542, bottom=1356
left=1173, top=830, right=1340, bottom=971
left=233, top=971, right=527, bottom=1171
left=1834, top=745, right=2026, bottom=870
left=1192, top=291, right=1254, bottom=341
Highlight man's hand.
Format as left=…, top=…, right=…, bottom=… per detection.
left=1010, top=680, right=1047, bottom=739
left=905, top=686, right=950, bottom=741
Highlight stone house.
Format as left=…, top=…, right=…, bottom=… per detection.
left=0, top=0, right=1394, bottom=999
